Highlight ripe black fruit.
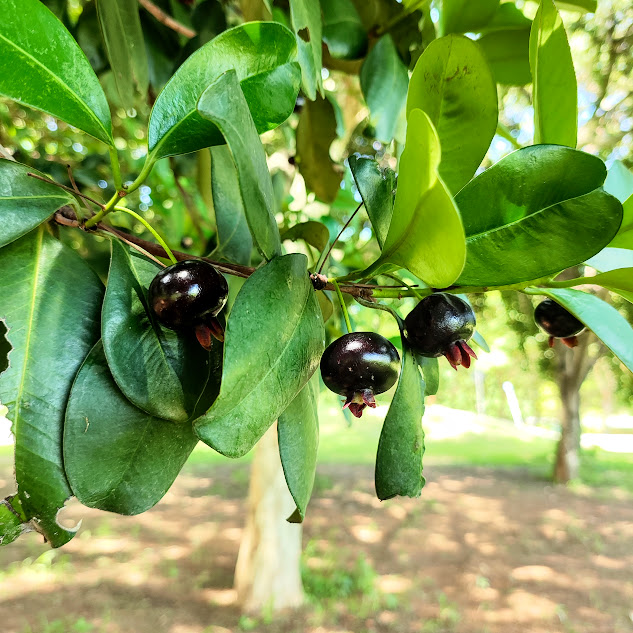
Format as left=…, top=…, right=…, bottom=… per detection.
left=148, top=260, right=228, bottom=346
left=534, top=299, right=585, bottom=349
left=404, top=293, right=477, bottom=370
left=320, top=332, right=400, bottom=418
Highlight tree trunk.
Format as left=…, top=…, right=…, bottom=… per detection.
left=234, top=423, right=304, bottom=613
left=553, top=345, right=582, bottom=482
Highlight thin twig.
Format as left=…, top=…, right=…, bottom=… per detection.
left=138, top=0, right=196, bottom=38
left=98, top=227, right=167, bottom=268
left=27, top=173, right=106, bottom=208
left=66, top=164, right=93, bottom=219
left=317, top=201, right=364, bottom=274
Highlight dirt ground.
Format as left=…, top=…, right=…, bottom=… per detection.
left=1, top=461, right=632, bottom=633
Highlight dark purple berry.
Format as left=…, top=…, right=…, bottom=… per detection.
left=404, top=293, right=477, bottom=370
left=320, top=332, right=400, bottom=418
left=534, top=299, right=585, bottom=349
left=148, top=260, right=228, bottom=338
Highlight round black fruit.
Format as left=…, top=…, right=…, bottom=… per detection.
left=148, top=259, right=228, bottom=331
left=534, top=299, right=585, bottom=348
left=320, top=332, right=400, bottom=418
left=404, top=293, right=477, bottom=370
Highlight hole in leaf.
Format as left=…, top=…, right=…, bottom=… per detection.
left=0, top=320, right=10, bottom=375
left=56, top=497, right=83, bottom=532
left=298, top=27, right=310, bottom=42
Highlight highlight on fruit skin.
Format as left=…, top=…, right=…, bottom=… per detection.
left=403, top=293, right=477, bottom=370
left=148, top=259, right=229, bottom=349
left=320, top=332, right=400, bottom=418
left=534, top=298, right=586, bottom=349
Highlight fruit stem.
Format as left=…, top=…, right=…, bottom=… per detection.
left=113, top=206, right=178, bottom=264
left=317, top=201, right=364, bottom=274
left=332, top=279, right=353, bottom=334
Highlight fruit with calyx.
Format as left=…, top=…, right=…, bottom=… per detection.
left=148, top=259, right=228, bottom=349
left=534, top=299, right=585, bottom=349
left=404, top=293, right=477, bottom=370
left=320, top=332, right=400, bottom=418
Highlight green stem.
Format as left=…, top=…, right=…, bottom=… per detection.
left=496, top=122, right=523, bottom=150
left=109, top=147, right=123, bottom=190
left=113, top=205, right=178, bottom=264
left=382, top=273, right=424, bottom=300
left=542, top=277, right=587, bottom=289
left=332, top=279, right=353, bottom=334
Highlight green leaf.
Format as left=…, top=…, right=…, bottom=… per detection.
left=604, top=160, right=633, bottom=203
left=456, top=145, right=622, bottom=286
left=0, top=159, right=75, bottom=249
left=282, top=221, right=330, bottom=253
left=555, top=0, right=596, bottom=13
left=198, top=69, right=282, bottom=261
left=148, top=21, right=300, bottom=160
left=209, top=146, right=253, bottom=266
left=417, top=355, right=439, bottom=397
left=102, top=241, right=223, bottom=424
left=0, top=228, right=103, bottom=546
left=536, top=288, right=633, bottom=373
left=360, top=35, right=409, bottom=144
left=478, top=29, right=532, bottom=85
left=64, top=342, right=198, bottom=515
left=348, top=155, right=395, bottom=249
left=0, top=0, right=113, bottom=145
left=295, top=95, right=341, bottom=203
left=471, top=330, right=491, bottom=353
left=320, top=0, right=367, bottom=60
left=477, top=3, right=531, bottom=32
left=278, top=376, right=319, bottom=522
left=96, top=0, right=149, bottom=108
left=0, top=495, right=27, bottom=546
left=194, top=254, right=325, bottom=458
left=438, top=0, right=500, bottom=36
left=375, top=346, right=425, bottom=500
left=557, top=269, right=633, bottom=304
left=407, top=35, right=498, bottom=194
left=586, top=248, right=633, bottom=272
left=530, top=0, right=577, bottom=147
left=289, top=0, right=323, bottom=99
left=379, top=109, right=466, bottom=288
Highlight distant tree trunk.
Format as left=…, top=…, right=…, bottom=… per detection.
left=234, top=423, right=304, bottom=613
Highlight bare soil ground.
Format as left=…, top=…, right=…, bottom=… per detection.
left=1, top=461, right=632, bottom=633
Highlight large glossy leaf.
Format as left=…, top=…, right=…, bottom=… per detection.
left=478, top=29, right=532, bottom=85
left=147, top=21, right=300, bottom=160
left=348, top=155, right=395, bottom=249
left=360, top=35, right=408, bottom=144
left=438, top=0, right=500, bottom=36
left=456, top=145, right=622, bottom=286
left=536, top=288, right=633, bottom=373
left=375, top=346, right=425, bottom=500
left=0, top=0, right=113, bottom=145
left=557, top=269, right=633, bottom=304
left=320, top=0, right=367, bottom=60
left=278, top=376, right=319, bottom=522
left=604, top=160, right=633, bottom=203
left=194, top=254, right=325, bottom=458
left=64, top=342, right=198, bottom=515
left=198, top=70, right=281, bottom=260
left=296, top=95, right=340, bottom=203
left=478, top=3, right=531, bottom=32
left=282, top=221, right=329, bottom=253
left=289, top=0, right=323, bottom=99
left=530, top=0, right=577, bottom=147
left=96, top=0, right=148, bottom=108
left=407, top=35, right=498, bottom=194
left=586, top=248, right=633, bottom=272
left=378, top=109, right=466, bottom=288
left=0, top=159, right=75, bottom=249
left=102, top=241, right=222, bottom=423
left=209, top=146, right=253, bottom=266
left=0, top=228, right=103, bottom=546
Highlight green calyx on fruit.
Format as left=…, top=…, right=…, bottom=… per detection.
left=148, top=259, right=229, bottom=349
left=534, top=298, right=585, bottom=349
left=404, top=293, right=477, bottom=370
left=320, top=332, right=400, bottom=418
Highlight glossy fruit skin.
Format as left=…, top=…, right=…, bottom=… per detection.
left=404, top=294, right=475, bottom=357
left=148, top=260, right=228, bottom=331
left=321, top=332, right=400, bottom=417
left=534, top=299, right=585, bottom=338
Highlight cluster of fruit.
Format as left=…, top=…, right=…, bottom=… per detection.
left=150, top=260, right=585, bottom=419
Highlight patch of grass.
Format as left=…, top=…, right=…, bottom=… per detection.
left=20, top=617, right=95, bottom=633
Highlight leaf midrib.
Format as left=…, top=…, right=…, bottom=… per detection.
left=0, top=32, right=111, bottom=144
